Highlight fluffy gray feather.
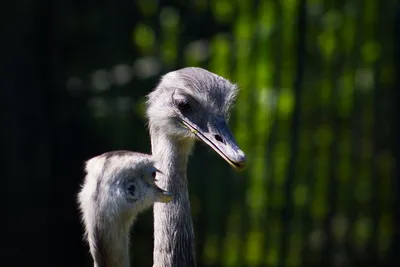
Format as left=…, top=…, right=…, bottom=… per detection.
left=78, top=151, right=172, bottom=267
left=147, top=67, right=244, bottom=267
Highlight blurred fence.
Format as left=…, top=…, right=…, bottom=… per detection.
left=2, top=0, right=398, bottom=266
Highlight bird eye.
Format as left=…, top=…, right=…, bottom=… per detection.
left=176, top=99, right=191, bottom=111
left=151, top=171, right=156, bottom=179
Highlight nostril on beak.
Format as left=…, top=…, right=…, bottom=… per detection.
left=214, top=134, right=225, bottom=144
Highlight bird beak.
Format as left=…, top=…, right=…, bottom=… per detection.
left=155, top=186, right=174, bottom=203
left=151, top=167, right=173, bottom=203
left=178, top=118, right=246, bottom=170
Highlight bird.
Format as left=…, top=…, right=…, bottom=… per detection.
left=146, top=67, right=246, bottom=267
left=77, top=150, right=173, bottom=267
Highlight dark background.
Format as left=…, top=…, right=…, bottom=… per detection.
left=1, top=0, right=398, bottom=266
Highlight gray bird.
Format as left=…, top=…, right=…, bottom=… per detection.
left=147, top=67, right=246, bottom=267
left=77, top=151, right=173, bottom=267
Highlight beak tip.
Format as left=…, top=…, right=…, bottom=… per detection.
left=234, top=161, right=246, bottom=170
left=233, top=151, right=246, bottom=170
left=157, top=191, right=174, bottom=203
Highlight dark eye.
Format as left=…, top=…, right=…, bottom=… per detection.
left=152, top=171, right=156, bottom=179
left=176, top=99, right=191, bottom=111
left=126, top=183, right=136, bottom=196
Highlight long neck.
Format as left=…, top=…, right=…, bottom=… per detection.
left=151, top=128, right=197, bottom=267
left=89, top=220, right=132, bottom=267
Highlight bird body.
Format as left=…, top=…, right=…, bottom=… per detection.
left=147, top=67, right=246, bottom=267
left=78, top=151, right=173, bottom=267
left=78, top=67, right=245, bottom=267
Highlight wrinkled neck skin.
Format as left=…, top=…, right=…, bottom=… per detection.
left=151, top=127, right=197, bottom=267
left=89, top=218, right=134, bottom=267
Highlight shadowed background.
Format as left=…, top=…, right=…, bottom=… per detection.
left=1, top=0, right=398, bottom=266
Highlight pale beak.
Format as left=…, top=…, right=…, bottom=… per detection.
left=178, top=118, right=246, bottom=170
left=155, top=187, right=173, bottom=203
left=151, top=168, right=173, bottom=203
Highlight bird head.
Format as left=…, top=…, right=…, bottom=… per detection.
left=146, top=67, right=246, bottom=170
left=114, top=159, right=174, bottom=216
left=78, top=153, right=173, bottom=230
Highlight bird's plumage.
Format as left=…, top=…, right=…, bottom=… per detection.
left=147, top=67, right=245, bottom=267
left=78, top=151, right=172, bottom=267
left=77, top=67, right=245, bottom=267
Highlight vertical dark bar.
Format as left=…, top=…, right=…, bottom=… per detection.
left=322, top=61, right=340, bottom=267
left=346, top=1, right=365, bottom=264
left=368, top=2, right=384, bottom=264
left=262, top=0, right=283, bottom=264
left=0, top=0, right=55, bottom=265
left=41, top=0, right=91, bottom=266
left=391, top=3, right=400, bottom=267
left=279, top=0, right=306, bottom=265
left=37, top=0, right=60, bottom=265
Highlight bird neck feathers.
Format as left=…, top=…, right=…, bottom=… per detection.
left=89, top=220, right=132, bottom=267
left=150, top=129, right=197, bottom=267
